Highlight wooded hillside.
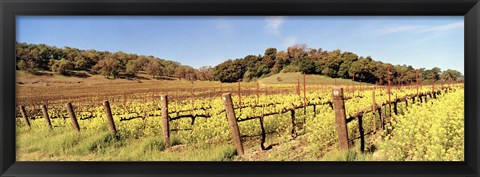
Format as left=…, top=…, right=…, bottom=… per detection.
left=16, top=42, right=463, bottom=84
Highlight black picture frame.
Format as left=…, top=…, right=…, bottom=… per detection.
left=1, top=0, right=479, bottom=176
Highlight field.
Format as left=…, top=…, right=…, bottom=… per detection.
left=16, top=71, right=464, bottom=161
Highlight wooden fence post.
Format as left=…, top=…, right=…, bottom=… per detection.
left=393, top=100, right=398, bottom=115
left=160, top=95, right=170, bottom=147
left=332, top=87, right=349, bottom=150
left=259, top=106, right=267, bottom=150
left=103, top=100, right=117, bottom=134
left=432, top=75, right=435, bottom=93
left=416, top=70, right=420, bottom=96
left=358, top=115, right=365, bottom=152
left=66, top=102, right=80, bottom=132
left=378, top=106, right=384, bottom=130
left=222, top=93, right=244, bottom=156
left=191, top=83, right=195, bottom=116
left=256, top=82, right=260, bottom=103
left=41, top=105, right=53, bottom=130
left=290, top=109, right=296, bottom=139
left=19, top=106, right=31, bottom=128
left=297, top=78, right=300, bottom=97
left=387, top=65, right=392, bottom=117
left=372, top=91, right=376, bottom=133
left=237, top=80, right=241, bottom=111
left=352, top=75, right=355, bottom=97
left=303, top=73, right=307, bottom=114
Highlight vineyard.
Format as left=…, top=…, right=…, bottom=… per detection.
left=16, top=77, right=464, bottom=161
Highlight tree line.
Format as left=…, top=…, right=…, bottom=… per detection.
left=16, top=42, right=462, bottom=84
left=16, top=42, right=214, bottom=81
left=213, top=44, right=463, bottom=84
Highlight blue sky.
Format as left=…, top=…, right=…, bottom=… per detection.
left=17, top=16, right=464, bottom=73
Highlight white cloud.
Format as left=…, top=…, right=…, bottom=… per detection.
left=418, top=21, right=463, bottom=33
left=265, top=16, right=285, bottom=36
left=377, top=25, right=420, bottom=35
left=283, top=35, right=297, bottom=48
left=377, top=21, right=463, bottom=35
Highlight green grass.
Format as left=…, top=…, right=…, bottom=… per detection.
left=320, top=142, right=374, bottom=161
left=16, top=124, right=237, bottom=161
left=17, top=120, right=381, bottom=161
left=259, top=72, right=365, bottom=85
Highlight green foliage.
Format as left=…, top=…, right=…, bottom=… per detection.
left=321, top=148, right=372, bottom=161
left=174, top=65, right=197, bottom=80
left=197, top=66, right=214, bottom=81
left=421, top=67, right=442, bottom=82
left=337, top=52, right=358, bottom=78
left=348, top=57, right=376, bottom=82
left=262, top=48, right=277, bottom=68
left=442, top=69, right=462, bottom=81
left=15, top=42, right=462, bottom=84
left=271, top=51, right=289, bottom=74
left=145, top=60, right=165, bottom=79
left=50, top=59, right=74, bottom=75
left=213, top=59, right=246, bottom=82
left=73, top=56, right=90, bottom=70
left=294, top=56, right=316, bottom=74
left=126, top=60, right=141, bottom=77
left=244, top=63, right=269, bottom=81
left=15, top=42, right=187, bottom=79
left=281, top=64, right=300, bottom=73
left=17, top=60, right=37, bottom=73
left=92, top=56, right=122, bottom=78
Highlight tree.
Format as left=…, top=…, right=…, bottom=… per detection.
left=441, top=69, right=462, bottom=81
left=348, top=58, right=375, bottom=82
left=92, top=57, right=122, bottom=78
left=271, top=51, right=289, bottom=73
left=197, top=66, right=214, bottom=81
left=171, top=65, right=197, bottom=80
left=163, top=61, right=180, bottom=77
left=244, top=62, right=269, bottom=81
left=317, top=49, right=343, bottom=78
left=213, top=59, right=246, bottom=82
left=82, top=50, right=102, bottom=66
left=50, top=59, right=74, bottom=75
left=431, top=67, right=442, bottom=80
left=287, top=44, right=308, bottom=61
left=372, top=61, right=388, bottom=84
left=16, top=43, right=44, bottom=73
left=421, top=67, right=441, bottom=82
left=32, top=44, right=54, bottom=70
left=392, top=65, right=416, bottom=85
left=145, top=60, right=165, bottom=79
left=111, top=51, right=129, bottom=69
left=136, top=56, right=150, bottom=70
left=294, top=56, right=316, bottom=74
left=74, top=56, right=89, bottom=70
left=262, top=48, right=277, bottom=69
left=174, top=66, right=187, bottom=80
left=126, top=60, right=141, bottom=77
left=17, top=60, right=37, bottom=73
left=240, top=55, right=269, bottom=80
left=183, top=66, right=197, bottom=81
left=337, top=52, right=358, bottom=78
